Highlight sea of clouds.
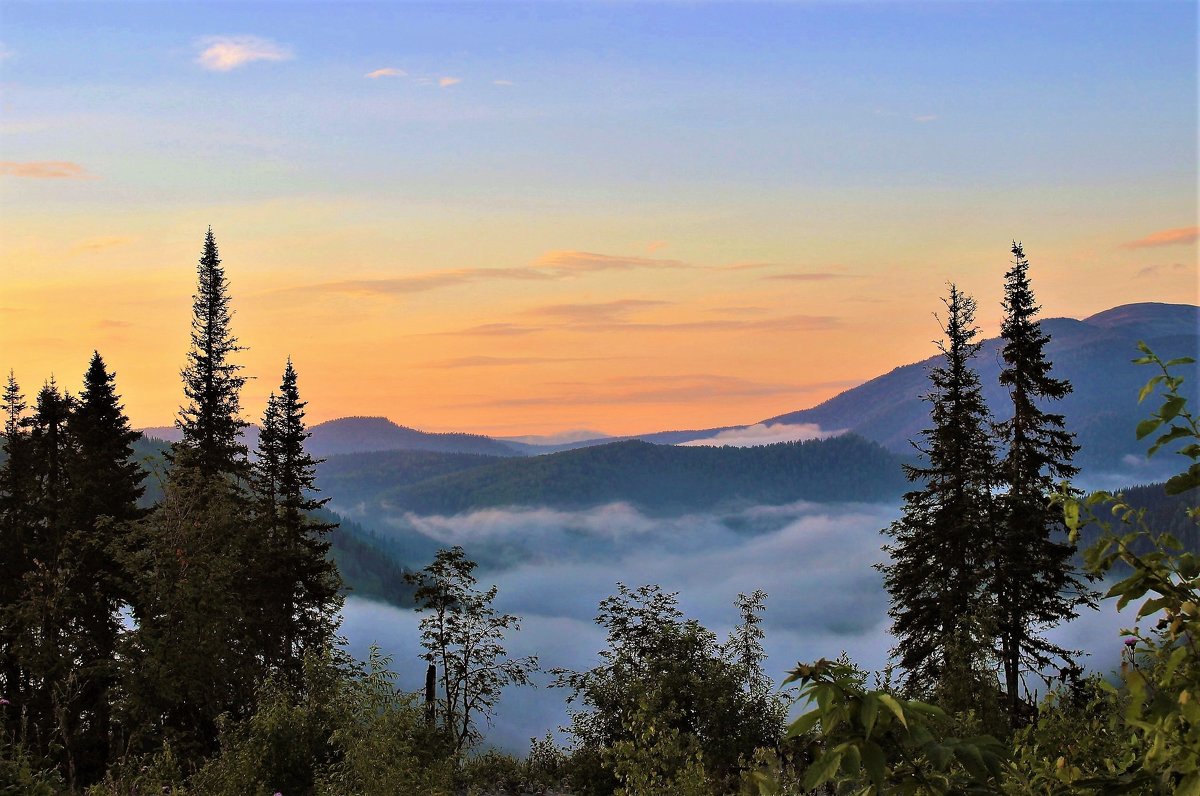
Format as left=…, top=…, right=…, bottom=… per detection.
left=339, top=499, right=1136, bottom=752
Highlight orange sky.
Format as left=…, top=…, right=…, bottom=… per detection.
left=1, top=3, right=1196, bottom=436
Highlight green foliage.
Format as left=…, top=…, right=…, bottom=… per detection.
left=188, top=648, right=453, bottom=796
left=773, top=658, right=1007, bottom=795
left=1051, top=344, right=1200, bottom=794
left=555, top=584, right=786, bottom=796
left=405, top=547, right=538, bottom=756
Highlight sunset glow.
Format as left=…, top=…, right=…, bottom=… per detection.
left=1, top=2, right=1195, bottom=435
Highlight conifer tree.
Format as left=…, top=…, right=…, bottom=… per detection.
left=62, top=352, right=146, bottom=780
left=0, top=373, right=35, bottom=741
left=176, top=227, right=247, bottom=478
left=992, top=242, right=1093, bottom=724
left=252, top=360, right=341, bottom=680
left=881, top=285, right=998, bottom=703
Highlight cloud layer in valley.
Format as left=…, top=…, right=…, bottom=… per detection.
left=340, top=499, right=1134, bottom=751
left=679, top=422, right=843, bottom=447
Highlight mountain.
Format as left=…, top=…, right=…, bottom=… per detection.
left=379, top=434, right=908, bottom=515
left=670, top=302, right=1197, bottom=479
left=306, top=416, right=521, bottom=458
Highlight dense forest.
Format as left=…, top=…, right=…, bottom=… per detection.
left=2, top=234, right=1198, bottom=794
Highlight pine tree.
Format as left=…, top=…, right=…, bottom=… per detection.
left=252, top=360, right=341, bottom=681
left=992, top=242, right=1093, bottom=725
left=176, top=227, right=247, bottom=478
left=881, top=285, right=999, bottom=704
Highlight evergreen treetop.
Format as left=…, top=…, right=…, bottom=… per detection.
left=176, top=227, right=247, bottom=478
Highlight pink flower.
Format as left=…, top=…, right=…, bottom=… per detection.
left=1124, top=638, right=1136, bottom=647
left=0, top=698, right=10, bottom=706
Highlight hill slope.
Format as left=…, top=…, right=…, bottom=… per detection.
left=381, top=434, right=907, bottom=515
left=762, top=302, right=1198, bottom=476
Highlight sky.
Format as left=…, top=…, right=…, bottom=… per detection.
left=1, top=1, right=1196, bottom=435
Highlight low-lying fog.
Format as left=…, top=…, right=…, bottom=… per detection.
left=338, top=500, right=1135, bottom=752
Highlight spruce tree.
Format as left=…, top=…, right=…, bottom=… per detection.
left=252, top=360, right=341, bottom=680
left=63, top=352, right=146, bottom=780
left=881, top=285, right=998, bottom=706
left=0, top=373, right=35, bottom=743
left=176, top=227, right=247, bottom=478
left=992, top=242, right=1093, bottom=724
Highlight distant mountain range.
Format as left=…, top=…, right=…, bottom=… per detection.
left=140, top=302, right=1198, bottom=487
left=319, top=434, right=906, bottom=518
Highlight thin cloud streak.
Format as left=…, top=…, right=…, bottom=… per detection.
left=1120, top=226, right=1199, bottom=250
left=279, top=250, right=691, bottom=298
left=195, top=35, right=292, bottom=71
left=0, top=161, right=93, bottom=179
left=454, top=373, right=803, bottom=410
left=417, top=355, right=608, bottom=368
left=365, top=67, right=406, bottom=79
left=439, top=76, right=462, bottom=87
left=72, top=235, right=135, bottom=253
left=763, top=272, right=856, bottom=282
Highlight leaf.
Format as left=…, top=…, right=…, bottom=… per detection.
left=1064, top=499, right=1080, bottom=531
left=1165, top=356, right=1197, bottom=367
left=861, top=740, right=886, bottom=793
left=1138, top=375, right=1164, bottom=403
left=801, top=749, right=844, bottom=791
left=877, top=694, right=908, bottom=729
left=861, top=692, right=880, bottom=737
left=787, top=708, right=822, bottom=738
left=1136, top=417, right=1163, bottom=440
left=1160, top=394, right=1187, bottom=421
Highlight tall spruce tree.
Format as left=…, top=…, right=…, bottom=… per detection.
left=0, top=373, right=35, bottom=744
left=176, top=227, right=247, bottom=478
left=252, top=360, right=340, bottom=681
left=881, top=285, right=998, bottom=705
left=992, top=242, right=1093, bottom=724
left=121, top=230, right=260, bottom=764
left=63, top=352, right=146, bottom=781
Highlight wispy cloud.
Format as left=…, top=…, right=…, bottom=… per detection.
left=439, top=76, right=462, bottom=87
left=72, top=235, right=135, bottom=253
left=564, top=313, right=842, bottom=335
left=456, top=373, right=804, bottom=410
left=763, top=271, right=855, bottom=282
left=0, top=161, right=93, bottom=179
left=493, top=79, right=514, bottom=87
left=430, top=323, right=544, bottom=337
left=534, top=250, right=689, bottom=273
left=280, top=250, right=691, bottom=299
left=1136, top=262, right=1190, bottom=278
left=1120, top=226, right=1199, bottom=250
left=522, top=299, right=671, bottom=323
left=0, top=43, right=13, bottom=61
left=279, top=267, right=553, bottom=297
left=913, top=114, right=938, bottom=123
left=418, top=355, right=606, bottom=369
left=365, top=67, right=406, bottom=79
left=196, top=35, right=292, bottom=72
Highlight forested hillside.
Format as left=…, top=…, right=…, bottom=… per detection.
left=381, top=434, right=907, bottom=515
